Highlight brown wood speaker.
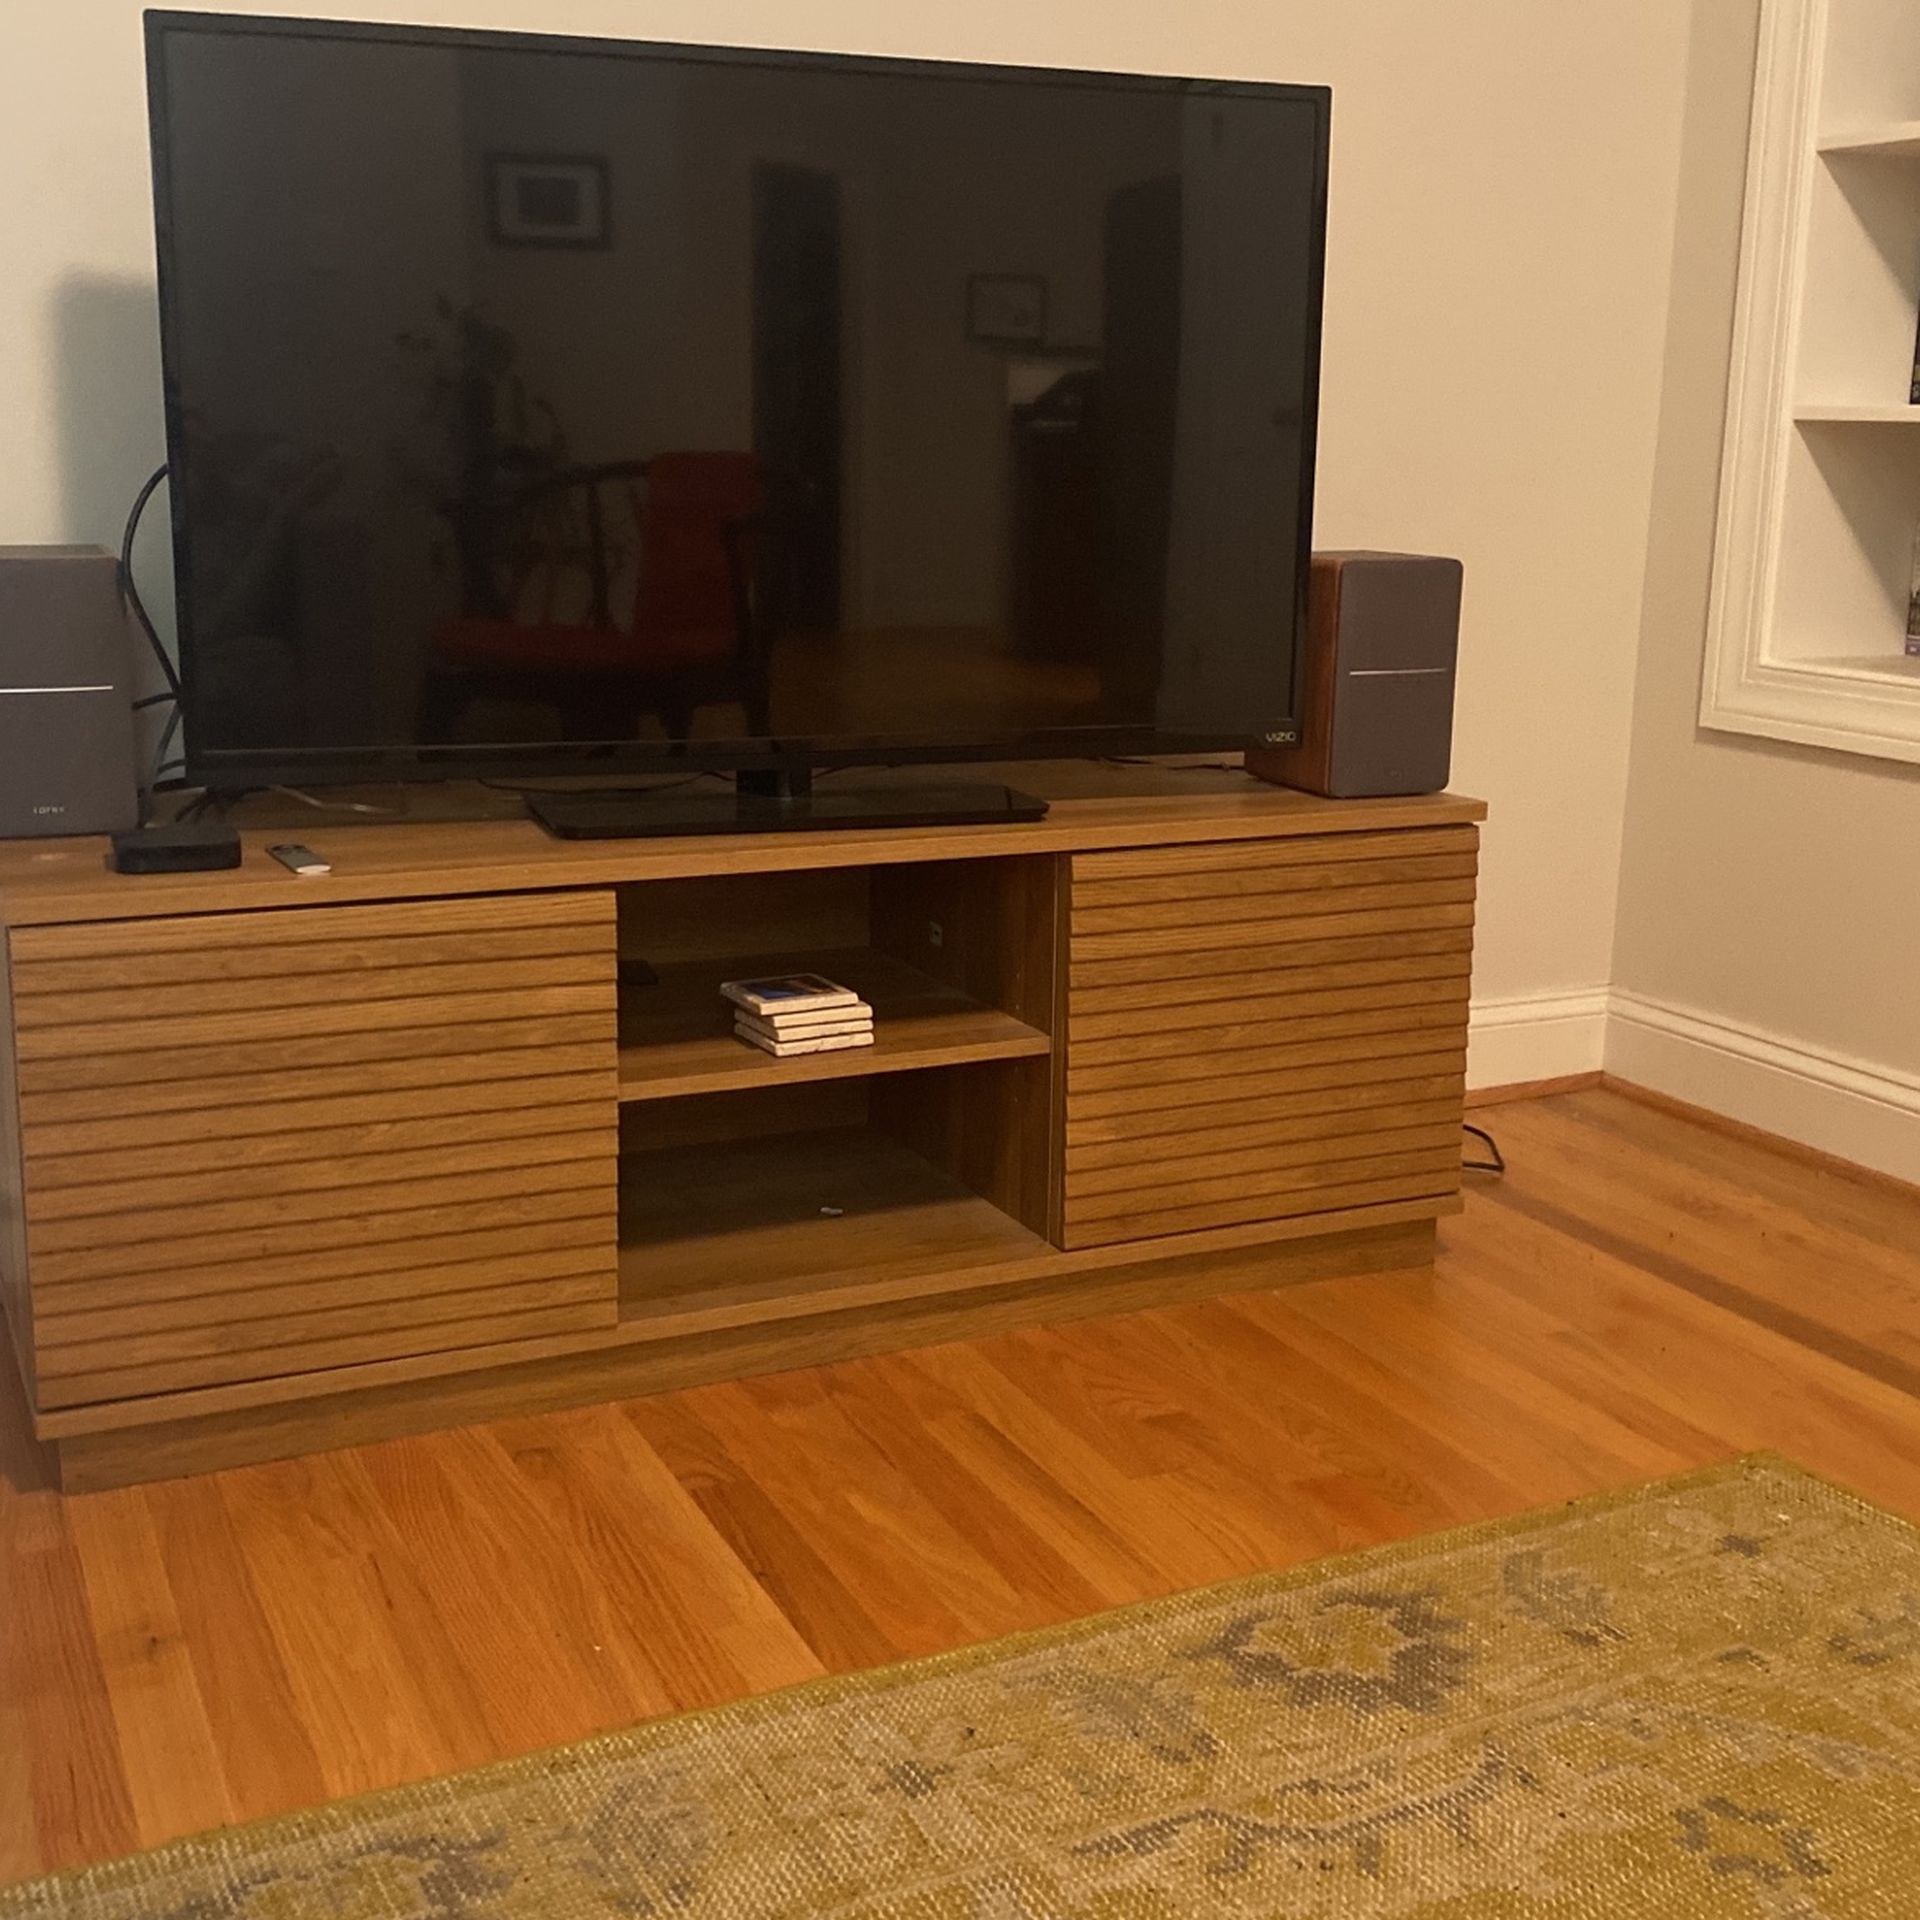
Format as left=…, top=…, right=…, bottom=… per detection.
left=1249, top=551, right=1462, bottom=799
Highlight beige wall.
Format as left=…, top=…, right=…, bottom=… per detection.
left=1, top=0, right=1696, bottom=1056
left=1612, top=0, right=1920, bottom=1169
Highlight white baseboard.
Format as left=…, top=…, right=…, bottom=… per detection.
left=1606, top=990, right=1920, bottom=1185
left=1469, top=982, right=1920, bottom=1180
left=1467, top=988, right=1611, bottom=1090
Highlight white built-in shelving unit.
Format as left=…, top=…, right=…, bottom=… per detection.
left=1704, top=0, right=1920, bottom=761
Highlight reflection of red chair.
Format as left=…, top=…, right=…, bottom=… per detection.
left=420, top=451, right=770, bottom=744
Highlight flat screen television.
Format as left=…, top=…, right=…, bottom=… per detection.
left=145, top=11, right=1329, bottom=801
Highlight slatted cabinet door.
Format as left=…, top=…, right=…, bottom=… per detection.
left=1063, top=828, right=1474, bottom=1249
left=8, top=891, right=620, bottom=1409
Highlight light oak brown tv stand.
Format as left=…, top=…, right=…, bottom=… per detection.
left=0, top=762, right=1484, bottom=1489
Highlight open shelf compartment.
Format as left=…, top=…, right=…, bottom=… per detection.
left=617, top=1117, right=1053, bottom=1333
left=612, top=852, right=1063, bottom=1330
left=613, top=855, right=1058, bottom=1100
left=618, top=946, right=1049, bottom=1100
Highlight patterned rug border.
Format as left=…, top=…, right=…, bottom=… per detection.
left=3, top=1446, right=1884, bottom=1907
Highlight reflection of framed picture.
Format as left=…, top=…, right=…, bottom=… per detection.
left=487, top=154, right=611, bottom=249
left=967, top=273, right=1047, bottom=346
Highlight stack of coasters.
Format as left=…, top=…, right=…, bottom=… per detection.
left=722, top=973, right=876, bottom=1057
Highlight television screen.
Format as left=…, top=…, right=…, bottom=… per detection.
left=146, top=13, right=1328, bottom=784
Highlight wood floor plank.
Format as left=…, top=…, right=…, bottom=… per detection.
left=1463, top=1185, right=1920, bottom=1518
left=495, top=1403, right=825, bottom=1710
left=1278, top=1262, right=1697, bottom=1485
left=1035, top=1309, right=1357, bottom=1492
left=685, top=1372, right=1031, bottom=1657
left=11, top=1515, right=139, bottom=1872
left=1078, top=1295, right=1494, bottom=1536
left=13, top=1085, right=1920, bottom=1877
left=0, top=1318, right=54, bottom=1882
left=1572, top=1086, right=1920, bottom=1257
left=1517, top=1099, right=1920, bottom=1304
left=1489, top=1107, right=1920, bottom=1385
left=1561, top=1088, right=1920, bottom=1267
left=139, top=1475, right=328, bottom=1828
left=1294, top=1470, right=1446, bottom=1554
left=807, top=1360, right=1121, bottom=1623
left=64, top=1490, right=232, bottom=1850
left=215, top=1456, right=495, bottom=1800
left=0, top=1484, right=41, bottom=1888
left=883, top=1353, right=1168, bottom=1607
left=612, top=1394, right=890, bottom=1681
left=0, top=1652, right=36, bottom=1889
left=900, top=1343, right=1250, bottom=1594
left=427, top=1421, right=687, bottom=1722
left=1383, top=1257, right=1737, bottom=1467
left=1200, top=1290, right=1546, bottom=1518
left=978, top=1323, right=1216, bottom=1481
left=1070, top=1321, right=1376, bottom=1573
left=353, top=1428, right=646, bottom=1753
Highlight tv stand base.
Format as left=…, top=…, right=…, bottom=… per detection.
left=43, top=1219, right=1438, bottom=1491
left=0, top=769, right=1485, bottom=1491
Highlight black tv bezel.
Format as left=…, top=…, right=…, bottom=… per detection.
left=144, top=8, right=1330, bottom=792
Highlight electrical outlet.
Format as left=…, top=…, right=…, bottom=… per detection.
left=927, top=920, right=944, bottom=949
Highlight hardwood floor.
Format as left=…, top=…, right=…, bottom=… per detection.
left=8, top=1082, right=1920, bottom=1883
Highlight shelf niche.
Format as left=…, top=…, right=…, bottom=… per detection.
left=614, top=856, right=1056, bottom=1090
left=617, top=1105, right=1053, bottom=1327
left=1702, top=0, right=1920, bottom=760
left=612, top=856, right=1062, bottom=1320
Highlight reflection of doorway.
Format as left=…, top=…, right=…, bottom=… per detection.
left=1099, top=174, right=1182, bottom=714
left=752, top=160, right=843, bottom=632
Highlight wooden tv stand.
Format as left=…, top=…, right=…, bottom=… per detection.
left=0, top=763, right=1484, bottom=1489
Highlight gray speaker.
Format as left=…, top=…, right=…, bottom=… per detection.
left=1246, top=551, right=1462, bottom=799
left=0, top=546, right=141, bottom=838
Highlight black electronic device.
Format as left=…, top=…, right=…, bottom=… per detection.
left=143, top=12, right=1330, bottom=823
left=109, top=821, right=243, bottom=873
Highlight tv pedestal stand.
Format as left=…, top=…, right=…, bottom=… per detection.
left=526, top=767, right=1049, bottom=839
left=0, top=765, right=1484, bottom=1489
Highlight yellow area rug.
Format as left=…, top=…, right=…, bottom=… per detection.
left=7, top=1453, right=1919, bottom=1917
